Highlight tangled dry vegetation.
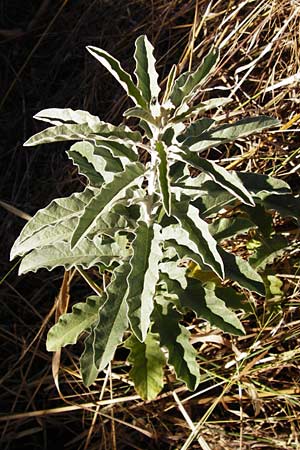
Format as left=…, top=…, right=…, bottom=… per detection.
left=0, top=1, right=299, bottom=449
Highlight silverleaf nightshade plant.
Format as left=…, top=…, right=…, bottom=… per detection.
left=11, top=35, right=299, bottom=400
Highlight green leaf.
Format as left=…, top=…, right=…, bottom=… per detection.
left=71, top=162, right=144, bottom=248
left=249, top=236, right=289, bottom=270
left=180, top=116, right=280, bottom=152
left=11, top=187, right=95, bottom=259
left=209, top=217, right=255, bottom=241
left=80, top=331, right=98, bottom=386
left=46, top=295, right=105, bottom=351
left=24, top=121, right=141, bottom=147
left=152, top=306, right=200, bottom=390
left=10, top=188, right=131, bottom=261
left=236, top=172, right=291, bottom=196
left=34, top=108, right=101, bottom=127
left=163, top=64, right=177, bottom=103
left=126, top=222, right=162, bottom=341
left=172, top=98, right=231, bottom=123
left=156, top=141, right=171, bottom=216
left=93, top=264, right=130, bottom=372
left=170, top=203, right=224, bottom=278
left=219, top=248, right=265, bottom=295
left=94, top=139, right=138, bottom=164
left=214, top=287, right=251, bottom=312
left=125, top=332, right=165, bottom=400
left=175, top=149, right=255, bottom=206
left=18, top=235, right=130, bottom=274
left=134, top=35, right=160, bottom=105
left=87, top=45, right=147, bottom=109
left=68, top=141, right=124, bottom=185
left=170, top=49, right=219, bottom=107
left=260, top=194, right=300, bottom=222
left=180, top=280, right=245, bottom=335
left=177, top=118, right=215, bottom=140
left=123, top=106, right=157, bottom=126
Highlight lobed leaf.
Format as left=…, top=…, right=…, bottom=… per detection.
left=18, top=235, right=130, bottom=274
left=126, top=222, right=162, bottom=342
left=156, top=141, right=171, bottom=216
left=24, top=122, right=141, bottom=147
left=125, top=332, right=165, bottom=400
left=93, top=264, right=130, bottom=373
left=180, top=280, right=245, bottom=335
left=152, top=306, right=200, bottom=390
left=180, top=116, right=280, bottom=152
left=134, top=35, right=161, bottom=104
left=174, top=149, right=254, bottom=206
left=71, top=162, right=144, bottom=248
left=170, top=203, right=224, bottom=278
left=68, top=141, right=124, bottom=185
left=34, top=108, right=101, bottom=127
left=170, top=49, right=219, bottom=107
left=87, top=45, right=147, bottom=109
left=46, top=295, right=105, bottom=351
left=11, top=187, right=95, bottom=259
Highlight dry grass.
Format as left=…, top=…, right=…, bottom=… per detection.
left=0, top=1, right=299, bottom=449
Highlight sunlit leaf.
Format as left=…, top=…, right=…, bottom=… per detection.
left=71, top=162, right=144, bottom=248
left=87, top=45, right=147, bottom=108
left=126, top=222, right=162, bottom=341
left=134, top=35, right=161, bottom=104
left=47, top=296, right=105, bottom=351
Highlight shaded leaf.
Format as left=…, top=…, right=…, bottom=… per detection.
left=209, top=217, right=255, bottom=241
left=219, top=248, right=265, bottom=295
left=177, top=118, right=215, bottom=141
left=260, top=194, right=300, bottom=222
left=125, top=332, right=165, bottom=400
left=80, top=331, right=98, bottom=387
left=180, top=280, right=245, bottom=335
left=249, top=236, right=289, bottom=270
left=152, top=306, right=200, bottom=390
